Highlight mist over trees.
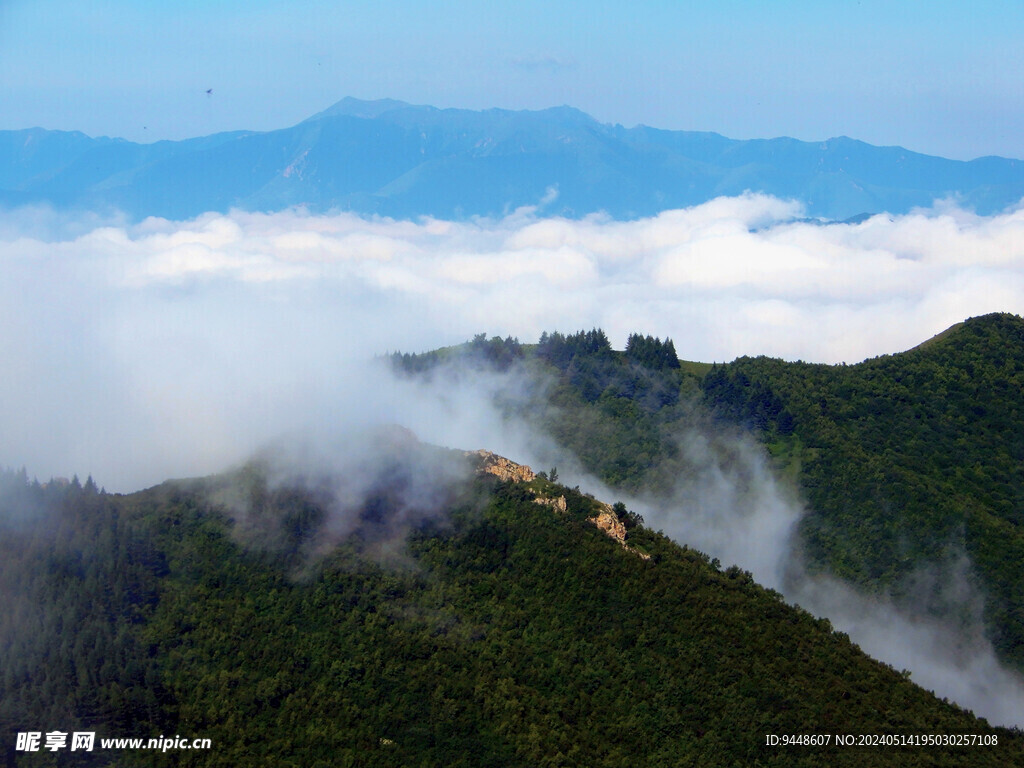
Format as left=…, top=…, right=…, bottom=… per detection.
left=4, top=315, right=1024, bottom=763
left=1, top=457, right=1015, bottom=766
left=625, top=334, right=681, bottom=371
left=394, top=315, right=1024, bottom=683
left=701, top=313, right=1024, bottom=671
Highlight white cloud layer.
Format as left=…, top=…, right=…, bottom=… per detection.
left=1, top=194, right=1023, bottom=490
left=3, top=195, right=1024, bottom=728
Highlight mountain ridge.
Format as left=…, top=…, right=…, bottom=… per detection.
left=1, top=437, right=1019, bottom=765
left=3, top=318, right=1024, bottom=763
left=3, top=97, right=1022, bottom=222
left=390, top=315, right=1024, bottom=686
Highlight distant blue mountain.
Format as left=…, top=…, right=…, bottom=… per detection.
left=2, top=97, right=1022, bottom=221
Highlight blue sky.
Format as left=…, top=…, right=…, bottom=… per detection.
left=1, top=0, right=1022, bottom=159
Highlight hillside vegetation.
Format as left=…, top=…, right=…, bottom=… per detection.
left=394, top=314, right=1024, bottom=674
left=2, top=456, right=1019, bottom=766
left=5, top=316, right=1024, bottom=764
left=702, top=313, right=1024, bottom=669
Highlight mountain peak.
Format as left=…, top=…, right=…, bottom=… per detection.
left=307, top=96, right=413, bottom=121
left=533, top=104, right=597, bottom=124
left=908, top=311, right=1024, bottom=354
left=465, top=449, right=537, bottom=483
left=6, top=99, right=1024, bottom=221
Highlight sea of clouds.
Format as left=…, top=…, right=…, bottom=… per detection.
left=3, top=193, right=1024, bottom=727
left=2, top=192, right=1023, bottom=489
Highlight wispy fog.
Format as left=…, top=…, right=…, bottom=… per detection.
left=2, top=195, right=1024, bottom=726
left=2, top=195, right=1022, bottom=489
left=627, top=427, right=1024, bottom=730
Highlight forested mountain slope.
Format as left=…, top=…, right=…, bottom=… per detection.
left=2, top=448, right=1018, bottom=766
left=394, top=315, right=1024, bottom=676
left=702, top=312, right=1024, bottom=670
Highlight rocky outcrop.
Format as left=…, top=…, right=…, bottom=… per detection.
left=466, top=450, right=536, bottom=483
left=534, top=495, right=567, bottom=513
left=588, top=502, right=652, bottom=561
left=467, top=448, right=651, bottom=561
left=589, top=505, right=627, bottom=544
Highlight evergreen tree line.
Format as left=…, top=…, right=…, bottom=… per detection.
left=2, top=465, right=1017, bottom=766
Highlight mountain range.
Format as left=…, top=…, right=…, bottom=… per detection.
left=3, top=97, right=1023, bottom=221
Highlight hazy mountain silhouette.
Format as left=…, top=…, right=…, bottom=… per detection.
left=2, top=97, right=1023, bottom=221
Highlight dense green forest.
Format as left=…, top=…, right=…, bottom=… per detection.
left=392, top=315, right=1024, bottom=675
left=2, top=458, right=1019, bottom=767
left=5, top=315, right=1024, bottom=764
left=700, top=313, right=1024, bottom=670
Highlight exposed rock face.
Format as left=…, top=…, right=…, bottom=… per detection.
left=589, top=506, right=627, bottom=544
left=466, top=450, right=536, bottom=483
left=534, top=495, right=567, bottom=513
left=467, top=448, right=651, bottom=561
left=588, top=502, right=652, bottom=561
